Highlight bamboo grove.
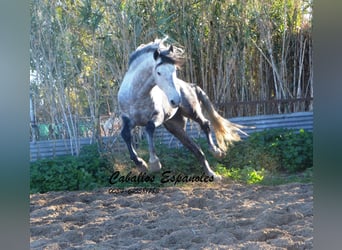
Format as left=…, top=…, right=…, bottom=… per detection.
left=30, top=0, right=313, bottom=145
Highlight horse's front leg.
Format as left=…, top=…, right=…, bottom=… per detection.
left=121, top=116, right=148, bottom=172
left=145, top=121, right=162, bottom=172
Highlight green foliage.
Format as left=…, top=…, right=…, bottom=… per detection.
left=261, top=167, right=313, bottom=185
left=215, top=128, right=313, bottom=184
left=30, top=144, right=111, bottom=193
left=216, top=164, right=265, bottom=184
left=218, top=138, right=281, bottom=172
left=30, top=128, right=313, bottom=193
left=248, top=128, right=313, bottom=172
left=218, top=128, right=312, bottom=174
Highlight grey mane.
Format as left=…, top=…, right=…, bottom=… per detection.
left=128, top=45, right=157, bottom=66
left=128, top=39, right=184, bottom=67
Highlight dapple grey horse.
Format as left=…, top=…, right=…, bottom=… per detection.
left=118, top=38, right=246, bottom=180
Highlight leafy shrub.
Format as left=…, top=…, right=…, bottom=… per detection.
left=215, top=128, right=313, bottom=183
left=30, top=144, right=111, bottom=193
left=216, top=164, right=265, bottom=184
left=217, top=128, right=313, bottom=173
left=248, top=128, right=313, bottom=173
left=217, top=136, right=281, bottom=173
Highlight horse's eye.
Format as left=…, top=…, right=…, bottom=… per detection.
left=157, top=72, right=161, bottom=76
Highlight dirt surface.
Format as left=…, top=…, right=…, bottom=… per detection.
left=30, top=182, right=313, bottom=249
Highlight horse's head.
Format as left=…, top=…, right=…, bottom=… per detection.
left=152, top=45, right=184, bottom=108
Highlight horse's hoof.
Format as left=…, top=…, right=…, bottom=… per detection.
left=149, top=158, right=162, bottom=173
left=137, top=158, right=148, bottom=172
left=206, top=169, right=222, bottom=182
left=208, top=171, right=223, bottom=182
left=210, top=147, right=226, bottom=159
left=213, top=174, right=223, bottom=182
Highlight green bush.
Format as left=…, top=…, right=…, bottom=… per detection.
left=218, top=138, right=280, bottom=172
left=215, top=128, right=313, bottom=183
left=216, top=164, right=266, bottom=184
left=218, top=128, right=313, bottom=173
left=248, top=128, right=313, bottom=173
left=30, top=144, right=111, bottom=193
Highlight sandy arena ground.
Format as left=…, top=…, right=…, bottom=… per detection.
left=30, top=182, right=313, bottom=249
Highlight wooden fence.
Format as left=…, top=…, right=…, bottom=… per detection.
left=30, top=111, right=313, bottom=161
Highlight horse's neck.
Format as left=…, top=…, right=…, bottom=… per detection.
left=128, top=61, right=156, bottom=97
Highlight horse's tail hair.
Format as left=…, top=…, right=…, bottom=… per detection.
left=194, top=85, right=248, bottom=152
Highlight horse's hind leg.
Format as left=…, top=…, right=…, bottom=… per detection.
left=164, top=113, right=222, bottom=180
left=121, top=116, right=148, bottom=172
left=191, top=115, right=224, bottom=158
left=180, top=85, right=224, bottom=158
left=181, top=100, right=223, bottom=158
left=145, top=121, right=162, bottom=172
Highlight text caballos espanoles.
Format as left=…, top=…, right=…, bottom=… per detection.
left=109, top=170, right=214, bottom=185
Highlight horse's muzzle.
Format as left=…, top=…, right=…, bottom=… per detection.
left=169, top=95, right=181, bottom=108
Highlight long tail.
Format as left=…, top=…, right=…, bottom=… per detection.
left=194, top=85, right=248, bottom=152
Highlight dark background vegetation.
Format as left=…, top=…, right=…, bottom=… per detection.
left=30, top=0, right=313, bottom=145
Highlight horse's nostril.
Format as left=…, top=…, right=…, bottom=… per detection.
left=170, top=99, right=179, bottom=107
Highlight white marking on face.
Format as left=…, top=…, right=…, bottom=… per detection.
left=154, top=63, right=181, bottom=108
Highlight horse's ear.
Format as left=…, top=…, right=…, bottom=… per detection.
left=153, top=49, right=160, bottom=60
left=169, top=45, right=173, bottom=53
